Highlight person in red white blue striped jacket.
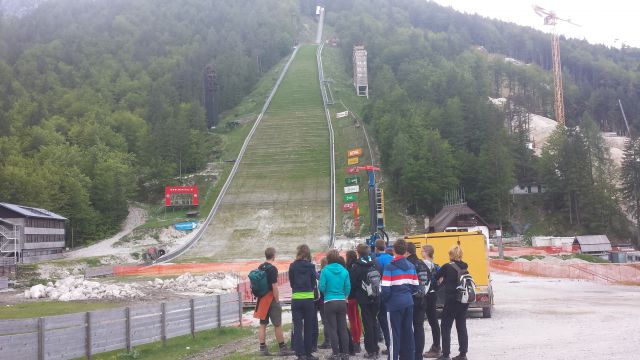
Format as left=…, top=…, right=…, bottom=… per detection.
left=380, top=239, right=419, bottom=360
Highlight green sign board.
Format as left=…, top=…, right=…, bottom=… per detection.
left=345, top=176, right=360, bottom=185
left=343, top=193, right=357, bottom=202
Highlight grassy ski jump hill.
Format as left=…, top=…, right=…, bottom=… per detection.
left=182, top=45, right=331, bottom=261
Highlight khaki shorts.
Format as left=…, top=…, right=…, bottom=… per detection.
left=260, top=300, right=282, bottom=326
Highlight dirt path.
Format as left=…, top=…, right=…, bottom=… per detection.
left=64, top=205, right=147, bottom=259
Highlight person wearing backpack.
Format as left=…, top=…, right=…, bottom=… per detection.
left=435, top=246, right=470, bottom=360
left=350, top=243, right=381, bottom=358
left=252, top=247, right=294, bottom=356
left=374, top=239, right=393, bottom=354
left=421, top=245, right=442, bottom=358
left=289, top=244, right=319, bottom=360
left=381, top=239, right=419, bottom=360
left=319, top=250, right=351, bottom=360
left=406, top=242, right=431, bottom=360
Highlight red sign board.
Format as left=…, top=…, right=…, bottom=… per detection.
left=346, top=166, right=360, bottom=174
left=165, top=186, right=199, bottom=206
left=342, top=202, right=356, bottom=212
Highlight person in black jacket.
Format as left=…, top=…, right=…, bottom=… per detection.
left=289, top=244, right=319, bottom=360
left=421, top=244, right=441, bottom=358
left=350, top=243, right=380, bottom=358
left=406, top=243, right=430, bottom=360
left=435, top=246, right=469, bottom=360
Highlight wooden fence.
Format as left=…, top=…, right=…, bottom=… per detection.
left=0, top=292, right=242, bottom=360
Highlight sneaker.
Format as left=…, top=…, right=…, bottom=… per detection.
left=327, top=355, right=341, bottom=360
left=259, top=348, right=271, bottom=356
left=436, top=355, right=451, bottom=360
left=451, top=355, right=467, bottom=360
left=423, top=346, right=442, bottom=358
left=319, top=342, right=331, bottom=349
left=340, top=354, right=350, bottom=360
left=363, top=352, right=378, bottom=359
left=306, top=355, right=320, bottom=360
left=354, top=343, right=361, bottom=354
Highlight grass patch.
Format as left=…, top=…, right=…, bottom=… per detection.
left=85, top=327, right=253, bottom=360
left=560, top=253, right=610, bottom=263
left=519, top=255, right=545, bottom=261
left=490, top=256, right=515, bottom=261
left=0, top=301, right=123, bottom=319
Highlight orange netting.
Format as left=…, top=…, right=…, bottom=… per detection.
left=490, top=259, right=640, bottom=285
left=114, top=260, right=294, bottom=277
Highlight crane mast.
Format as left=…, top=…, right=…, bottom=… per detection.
left=533, top=5, right=579, bottom=126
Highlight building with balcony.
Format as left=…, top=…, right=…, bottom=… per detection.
left=0, top=202, right=66, bottom=263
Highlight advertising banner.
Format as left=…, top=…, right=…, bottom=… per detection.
left=342, top=202, right=356, bottom=211
left=346, top=166, right=360, bottom=174
left=336, top=111, right=349, bottom=118
left=347, top=148, right=363, bottom=157
left=165, top=186, right=199, bottom=206
left=347, top=157, right=359, bottom=165
left=343, top=193, right=357, bottom=202
left=345, top=176, right=360, bottom=185
left=344, top=185, right=360, bottom=194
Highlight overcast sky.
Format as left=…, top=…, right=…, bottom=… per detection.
left=432, top=0, right=639, bottom=48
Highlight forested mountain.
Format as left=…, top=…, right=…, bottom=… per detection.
left=0, top=0, right=48, bottom=17
left=316, top=0, right=637, bottom=239
left=0, top=0, right=299, bottom=242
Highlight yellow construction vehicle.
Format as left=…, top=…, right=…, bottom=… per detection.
left=405, top=231, right=494, bottom=318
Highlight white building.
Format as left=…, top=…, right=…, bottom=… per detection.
left=353, top=45, right=368, bottom=97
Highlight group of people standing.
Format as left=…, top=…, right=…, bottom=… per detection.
left=253, top=239, right=470, bottom=360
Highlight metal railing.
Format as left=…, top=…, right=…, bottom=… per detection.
left=317, top=41, right=336, bottom=248
left=154, top=47, right=301, bottom=263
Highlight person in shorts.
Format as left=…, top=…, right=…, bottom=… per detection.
left=257, top=247, right=294, bottom=356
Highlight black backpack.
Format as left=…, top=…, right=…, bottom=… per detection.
left=450, top=262, right=476, bottom=304
left=361, top=264, right=381, bottom=298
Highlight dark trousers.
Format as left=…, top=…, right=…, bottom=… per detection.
left=319, top=302, right=330, bottom=345
left=312, top=301, right=319, bottom=349
left=378, top=303, right=390, bottom=348
left=324, top=300, right=350, bottom=355
left=292, top=298, right=317, bottom=356
left=425, top=293, right=440, bottom=349
left=441, top=301, right=469, bottom=357
left=412, top=301, right=426, bottom=360
left=359, top=302, right=380, bottom=354
left=387, top=306, right=414, bottom=360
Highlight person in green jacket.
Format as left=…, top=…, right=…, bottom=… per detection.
left=319, top=250, right=351, bottom=360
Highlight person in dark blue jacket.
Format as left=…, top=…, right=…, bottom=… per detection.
left=374, top=239, right=393, bottom=353
left=289, top=244, right=319, bottom=360
left=380, top=239, right=419, bottom=360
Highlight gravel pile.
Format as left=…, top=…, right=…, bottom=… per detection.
left=24, top=276, right=144, bottom=301
left=147, top=272, right=238, bottom=294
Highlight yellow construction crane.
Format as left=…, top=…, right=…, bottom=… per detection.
left=533, top=5, right=580, bottom=126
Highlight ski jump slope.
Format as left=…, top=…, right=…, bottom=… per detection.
left=166, top=45, right=334, bottom=261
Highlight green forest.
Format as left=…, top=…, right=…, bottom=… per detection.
left=0, top=0, right=299, bottom=242
left=317, top=0, right=639, bottom=240
left=1, top=0, right=640, bottom=244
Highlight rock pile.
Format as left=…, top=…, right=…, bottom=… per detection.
left=147, top=272, right=238, bottom=294
left=24, top=276, right=144, bottom=301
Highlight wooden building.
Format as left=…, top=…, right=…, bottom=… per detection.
left=0, top=202, right=66, bottom=263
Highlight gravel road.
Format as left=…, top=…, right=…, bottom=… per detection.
left=245, top=272, right=640, bottom=360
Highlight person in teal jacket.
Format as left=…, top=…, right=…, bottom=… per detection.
left=319, top=250, right=351, bottom=359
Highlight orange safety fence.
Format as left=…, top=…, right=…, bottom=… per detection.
left=490, top=259, right=640, bottom=285
left=114, top=261, right=293, bottom=277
